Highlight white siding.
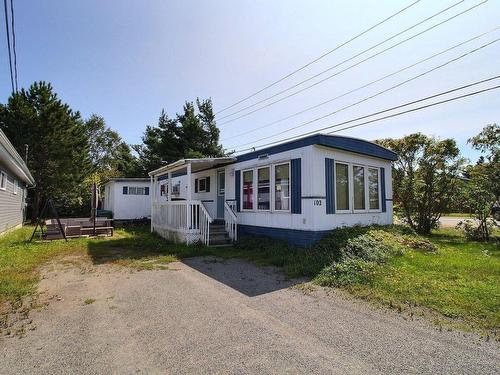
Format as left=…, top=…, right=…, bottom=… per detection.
left=104, top=181, right=151, bottom=220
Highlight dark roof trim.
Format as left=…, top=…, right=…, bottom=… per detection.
left=235, top=134, right=398, bottom=162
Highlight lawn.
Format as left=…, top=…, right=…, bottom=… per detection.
left=1, top=224, right=498, bottom=338
left=345, top=228, right=500, bottom=336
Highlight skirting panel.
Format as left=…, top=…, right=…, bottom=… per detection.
left=237, top=224, right=330, bottom=247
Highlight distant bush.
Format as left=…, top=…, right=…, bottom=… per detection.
left=456, top=219, right=497, bottom=242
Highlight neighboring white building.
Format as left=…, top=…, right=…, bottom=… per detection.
left=103, top=178, right=151, bottom=220
left=149, top=134, right=397, bottom=246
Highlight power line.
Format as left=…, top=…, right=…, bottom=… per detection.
left=228, top=37, right=499, bottom=149
left=3, top=0, right=14, bottom=93
left=9, top=0, right=17, bottom=92
left=328, top=84, right=500, bottom=135
left=218, top=0, right=487, bottom=124
left=230, top=76, right=500, bottom=154
left=222, top=26, right=500, bottom=142
left=215, top=0, right=423, bottom=115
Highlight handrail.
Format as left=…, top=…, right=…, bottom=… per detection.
left=224, top=201, right=237, bottom=242
left=198, top=201, right=213, bottom=246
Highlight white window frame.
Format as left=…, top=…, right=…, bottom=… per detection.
left=0, top=171, right=6, bottom=191
left=198, top=176, right=208, bottom=193
left=273, top=162, right=291, bottom=212
left=13, top=179, right=18, bottom=195
left=334, top=162, right=351, bottom=213
left=352, top=164, right=367, bottom=213
left=257, top=166, right=271, bottom=211
left=334, top=162, right=382, bottom=214
left=367, top=167, right=382, bottom=212
left=240, top=161, right=292, bottom=214
left=241, top=169, right=255, bottom=211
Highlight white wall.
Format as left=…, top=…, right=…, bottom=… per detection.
left=105, top=181, right=151, bottom=220
left=225, top=144, right=393, bottom=231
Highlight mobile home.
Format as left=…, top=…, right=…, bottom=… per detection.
left=149, top=134, right=397, bottom=246
left=103, top=178, right=151, bottom=221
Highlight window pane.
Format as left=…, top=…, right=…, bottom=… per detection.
left=129, top=186, right=137, bottom=195
left=218, top=172, right=225, bottom=195
left=353, top=166, right=365, bottom=210
left=368, top=168, right=380, bottom=210
left=275, top=164, right=290, bottom=210
left=199, top=178, right=206, bottom=192
left=257, top=167, right=270, bottom=210
left=243, top=170, right=254, bottom=209
left=336, top=163, right=349, bottom=210
left=137, top=187, right=145, bottom=195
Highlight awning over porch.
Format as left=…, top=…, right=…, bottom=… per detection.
left=148, top=157, right=236, bottom=178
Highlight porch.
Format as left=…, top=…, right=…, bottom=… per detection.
left=149, top=158, right=238, bottom=246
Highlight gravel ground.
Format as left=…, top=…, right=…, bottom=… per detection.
left=1, top=256, right=498, bottom=374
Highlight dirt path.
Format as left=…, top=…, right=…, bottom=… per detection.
left=1, top=256, right=498, bottom=374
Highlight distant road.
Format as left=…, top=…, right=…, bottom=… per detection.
left=439, top=216, right=499, bottom=228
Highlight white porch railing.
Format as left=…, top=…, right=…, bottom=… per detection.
left=224, top=201, right=237, bottom=242
left=152, top=200, right=213, bottom=245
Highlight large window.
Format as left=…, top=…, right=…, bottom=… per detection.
left=353, top=166, right=365, bottom=210
left=240, top=163, right=291, bottom=212
left=368, top=168, right=380, bottom=210
left=334, top=162, right=381, bottom=213
left=257, top=167, right=270, bottom=210
left=335, top=163, right=349, bottom=211
left=274, top=163, right=290, bottom=211
left=242, top=170, right=254, bottom=210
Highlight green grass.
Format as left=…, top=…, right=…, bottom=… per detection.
left=84, top=298, right=96, bottom=305
left=338, top=228, right=500, bottom=336
left=1, top=224, right=498, bottom=338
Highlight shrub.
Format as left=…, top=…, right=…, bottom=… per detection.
left=341, top=234, right=393, bottom=263
left=456, top=219, right=497, bottom=242
left=315, top=258, right=374, bottom=287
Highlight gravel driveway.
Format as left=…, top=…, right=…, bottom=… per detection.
left=1, top=256, right=498, bottom=374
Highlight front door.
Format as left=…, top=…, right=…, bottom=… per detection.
left=217, top=170, right=225, bottom=219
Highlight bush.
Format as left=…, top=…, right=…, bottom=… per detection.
left=456, top=219, right=496, bottom=241
left=315, top=258, right=374, bottom=287
left=342, top=234, right=393, bottom=263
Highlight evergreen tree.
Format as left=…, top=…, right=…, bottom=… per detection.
left=135, top=98, right=225, bottom=174
left=0, top=82, right=91, bottom=220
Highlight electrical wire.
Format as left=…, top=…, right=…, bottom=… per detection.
left=218, top=0, right=487, bottom=124
left=3, top=0, right=14, bottom=93
left=9, top=0, right=17, bottom=92
left=215, top=0, right=423, bottom=114
left=228, top=37, right=499, bottom=149
left=222, top=26, right=500, bottom=142
left=230, top=76, right=500, bottom=154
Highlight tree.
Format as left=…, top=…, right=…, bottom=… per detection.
left=377, top=133, right=464, bottom=235
left=135, top=98, right=225, bottom=174
left=456, top=124, right=500, bottom=241
left=84, top=114, right=140, bottom=178
left=0, top=82, right=91, bottom=220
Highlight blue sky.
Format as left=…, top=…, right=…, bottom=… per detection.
left=1, top=0, right=498, bottom=161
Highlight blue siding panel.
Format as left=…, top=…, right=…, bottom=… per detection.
left=325, top=158, right=335, bottom=214
left=238, top=225, right=330, bottom=247
left=381, top=167, right=386, bottom=212
left=235, top=170, right=241, bottom=212
left=290, top=158, right=302, bottom=214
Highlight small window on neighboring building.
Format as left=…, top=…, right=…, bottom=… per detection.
left=13, top=180, right=18, bottom=195
left=257, top=167, right=270, bottom=210
left=242, top=170, right=254, bottom=210
left=0, top=171, right=6, bottom=190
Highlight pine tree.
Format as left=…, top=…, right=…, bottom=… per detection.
left=0, top=82, right=92, bottom=220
